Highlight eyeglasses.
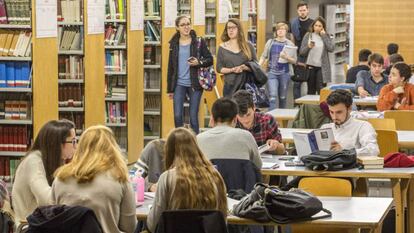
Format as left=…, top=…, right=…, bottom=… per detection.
left=65, top=137, right=79, bottom=146
left=227, top=26, right=238, bottom=30
left=179, top=23, right=191, bottom=27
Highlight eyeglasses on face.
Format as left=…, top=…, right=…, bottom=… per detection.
left=179, top=23, right=191, bottom=27
left=64, top=137, right=79, bottom=146
left=227, top=26, right=238, bottom=31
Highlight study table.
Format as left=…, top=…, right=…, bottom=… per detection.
left=136, top=196, right=393, bottom=233
left=295, top=95, right=378, bottom=106
left=260, top=155, right=414, bottom=233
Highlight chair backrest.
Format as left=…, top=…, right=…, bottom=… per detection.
left=210, top=159, right=262, bottom=193
left=343, top=63, right=350, bottom=76
left=384, top=110, right=414, bottom=130
left=367, top=118, right=396, bottom=130
left=376, top=129, right=399, bottom=157
left=319, top=89, right=332, bottom=103
left=298, top=177, right=352, bottom=197
left=155, top=210, right=228, bottom=233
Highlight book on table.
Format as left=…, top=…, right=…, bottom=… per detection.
left=292, top=128, right=334, bottom=157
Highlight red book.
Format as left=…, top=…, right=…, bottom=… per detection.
left=0, top=126, right=3, bottom=151
left=12, top=126, right=17, bottom=151
left=0, top=157, right=4, bottom=176
left=4, top=157, right=9, bottom=176
left=0, top=0, right=7, bottom=24
left=4, top=127, right=8, bottom=151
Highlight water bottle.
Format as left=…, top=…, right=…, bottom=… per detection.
left=129, top=171, right=138, bottom=204
left=135, top=169, right=145, bottom=204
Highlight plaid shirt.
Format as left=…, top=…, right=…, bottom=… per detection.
left=236, top=111, right=282, bottom=146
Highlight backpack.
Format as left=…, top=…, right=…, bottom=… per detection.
left=300, top=149, right=357, bottom=171
left=196, top=38, right=216, bottom=91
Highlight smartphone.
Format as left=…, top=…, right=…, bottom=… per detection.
left=187, top=57, right=196, bottom=62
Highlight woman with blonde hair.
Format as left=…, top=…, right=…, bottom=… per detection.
left=217, top=18, right=257, bottom=97
left=52, top=125, right=136, bottom=233
left=147, top=127, right=227, bottom=233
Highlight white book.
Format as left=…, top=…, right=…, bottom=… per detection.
left=113, top=24, right=124, bottom=45
left=292, top=128, right=335, bottom=157
left=74, top=0, right=80, bottom=22
left=70, top=32, right=81, bottom=50
left=20, top=32, right=32, bottom=57
left=12, top=32, right=24, bottom=56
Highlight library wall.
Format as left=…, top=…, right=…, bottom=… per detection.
left=353, top=0, right=414, bottom=65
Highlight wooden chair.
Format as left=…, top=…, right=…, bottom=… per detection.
left=384, top=110, right=414, bottom=130
left=367, top=118, right=396, bottom=130
left=343, top=63, right=350, bottom=76
left=291, top=177, right=353, bottom=233
left=319, top=88, right=332, bottom=103
left=376, top=129, right=399, bottom=157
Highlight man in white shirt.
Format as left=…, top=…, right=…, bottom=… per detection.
left=321, top=89, right=379, bottom=156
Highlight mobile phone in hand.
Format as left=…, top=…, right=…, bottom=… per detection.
left=187, top=57, right=197, bottom=62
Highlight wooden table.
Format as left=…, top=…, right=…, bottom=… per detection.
left=260, top=156, right=414, bottom=233
left=137, top=196, right=393, bottom=233
left=295, top=95, right=378, bottom=106
left=267, top=108, right=299, bottom=127
left=279, top=128, right=414, bottom=149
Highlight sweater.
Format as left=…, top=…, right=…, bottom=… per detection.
left=51, top=170, right=137, bottom=233
left=321, top=118, right=379, bottom=157
left=196, top=125, right=262, bottom=169
left=260, top=38, right=295, bottom=75
left=377, top=83, right=414, bottom=111
left=12, top=151, right=52, bottom=225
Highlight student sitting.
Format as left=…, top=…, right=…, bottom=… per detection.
left=383, top=53, right=404, bottom=76
left=377, top=62, right=414, bottom=111
left=197, top=98, right=262, bottom=169
left=232, top=90, right=285, bottom=155
left=147, top=127, right=227, bottom=233
left=355, top=53, right=388, bottom=97
left=12, top=119, right=76, bottom=225
left=345, top=48, right=371, bottom=83
left=321, top=89, right=379, bottom=156
left=52, top=125, right=137, bottom=233
left=134, top=139, right=165, bottom=192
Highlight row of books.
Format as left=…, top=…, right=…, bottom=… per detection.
left=205, top=0, right=215, bottom=14
left=248, top=15, right=257, bottom=29
left=144, top=70, right=160, bottom=89
left=248, top=32, right=256, bottom=46
left=0, top=0, right=31, bottom=24
left=144, top=115, right=160, bottom=136
left=177, top=0, right=190, bottom=16
left=59, top=112, right=84, bottom=133
left=57, top=0, right=83, bottom=23
left=0, top=61, right=31, bottom=88
left=144, top=21, right=160, bottom=42
left=0, top=30, right=31, bottom=57
left=248, top=0, right=256, bottom=12
left=0, top=157, right=21, bottom=182
left=205, top=18, right=215, bottom=35
left=105, top=50, right=126, bottom=72
left=111, top=127, right=127, bottom=152
left=58, top=85, right=83, bottom=107
left=105, top=24, right=126, bottom=46
left=0, top=99, right=30, bottom=120
left=0, top=125, right=30, bottom=152
left=105, top=101, right=127, bottom=124
left=58, top=26, right=83, bottom=51
left=105, top=0, right=126, bottom=20
left=58, top=55, right=84, bottom=80
left=144, top=94, right=160, bottom=110
left=143, top=45, right=160, bottom=65
left=105, top=76, right=126, bottom=97
left=144, top=0, right=160, bottom=17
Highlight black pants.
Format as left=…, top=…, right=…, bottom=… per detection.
left=306, top=66, right=323, bottom=95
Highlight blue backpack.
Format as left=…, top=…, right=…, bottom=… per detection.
left=196, top=38, right=216, bottom=91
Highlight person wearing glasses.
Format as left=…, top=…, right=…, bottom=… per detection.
left=217, top=18, right=257, bottom=97
left=12, top=119, right=76, bottom=226
left=167, top=16, right=213, bottom=134
left=52, top=125, right=137, bottom=233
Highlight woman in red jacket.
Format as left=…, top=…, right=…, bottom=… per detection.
left=377, top=62, right=414, bottom=111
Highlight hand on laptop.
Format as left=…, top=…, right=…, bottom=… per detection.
left=330, top=141, right=343, bottom=152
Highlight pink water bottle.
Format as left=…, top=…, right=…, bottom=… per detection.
left=135, top=171, right=145, bottom=204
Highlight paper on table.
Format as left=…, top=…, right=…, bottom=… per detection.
left=87, top=0, right=105, bottom=34
left=278, top=45, right=298, bottom=63
left=36, top=0, right=57, bottom=38
left=218, top=0, right=229, bottom=23
left=164, top=0, right=177, bottom=27
left=262, top=162, right=279, bottom=169
left=193, top=0, right=205, bottom=26
left=130, top=0, right=144, bottom=31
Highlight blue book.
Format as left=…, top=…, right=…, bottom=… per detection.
left=20, top=62, right=31, bottom=87
left=14, top=62, right=22, bottom=87
left=0, top=62, right=6, bottom=87
left=5, top=62, right=15, bottom=87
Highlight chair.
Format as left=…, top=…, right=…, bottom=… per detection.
left=155, top=210, right=228, bottom=233
left=291, top=177, right=353, bottom=233
left=367, top=118, right=396, bottom=130
left=376, top=129, right=399, bottom=157
left=384, top=110, right=414, bottom=130
left=343, top=63, right=350, bottom=76
left=319, top=88, right=332, bottom=103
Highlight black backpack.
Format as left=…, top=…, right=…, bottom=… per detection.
left=0, top=209, right=14, bottom=233
left=300, top=149, right=357, bottom=171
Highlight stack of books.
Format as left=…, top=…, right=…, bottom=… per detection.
left=357, top=156, right=384, bottom=169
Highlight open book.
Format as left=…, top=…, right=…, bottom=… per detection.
left=292, top=128, right=334, bottom=156
left=278, top=45, right=298, bottom=63
left=258, top=144, right=271, bottom=154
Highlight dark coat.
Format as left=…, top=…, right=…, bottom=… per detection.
left=167, top=30, right=213, bottom=93
left=26, top=205, right=103, bottom=233
left=245, top=60, right=268, bottom=87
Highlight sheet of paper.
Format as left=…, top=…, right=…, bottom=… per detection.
left=218, top=0, right=229, bottom=23
left=193, top=0, right=206, bottom=25
left=240, top=0, right=248, bottom=21
left=164, top=0, right=177, bottom=27
left=87, top=0, right=105, bottom=34
left=35, top=0, right=57, bottom=38
left=258, top=0, right=266, bottom=20
left=144, top=192, right=156, bottom=199
left=130, top=0, right=144, bottom=30
left=227, top=197, right=240, bottom=212
left=278, top=45, right=298, bottom=63
left=262, top=162, right=279, bottom=169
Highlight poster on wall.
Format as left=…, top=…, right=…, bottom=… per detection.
left=218, top=0, right=229, bottom=23
left=36, top=0, right=57, bottom=38
left=87, top=0, right=105, bottom=34
left=258, top=0, right=266, bottom=20
left=241, top=0, right=248, bottom=21
left=193, top=0, right=206, bottom=25
left=164, top=0, right=178, bottom=27
left=130, top=0, right=144, bottom=30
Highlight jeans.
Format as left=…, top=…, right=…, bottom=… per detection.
left=267, top=72, right=291, bottom=109
left=173, top=85, right=203, bottom=134
left=293, top=81, right=302, bottom=100
left=307, top=66, right=323, bottom=95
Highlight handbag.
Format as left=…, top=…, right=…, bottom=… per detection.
left=232, top=183, right=331, bottom=224
left=196, top=38, right=216, bottom=91
left=244, top=81, right=269, bottom=108
left=291, top=63, right=309, bottom=82
left=300, top=149, right=357, bottom=171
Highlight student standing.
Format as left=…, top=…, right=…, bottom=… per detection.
left=12, top=119, right=76, bottom=225
left=147, top=127, right=227, bottom=233
left=167, top=16, right=213, bottom=134
left=216, top=18, right=257, bottom=97
left=52, top=126, right=137, bottom=233
left=259, top=22, right=296, bottom=109
left=300, top=16, right=334, bottom=94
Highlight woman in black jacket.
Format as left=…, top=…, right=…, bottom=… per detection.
left=167, top=16, right=213, bottom=134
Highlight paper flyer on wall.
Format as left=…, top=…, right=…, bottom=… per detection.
left=36, top=0, right=57, bottom=38
left=130, top=0, right=144, bottom=30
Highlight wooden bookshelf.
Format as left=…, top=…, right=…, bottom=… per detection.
left=256, top=0, right=265, bottom=57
